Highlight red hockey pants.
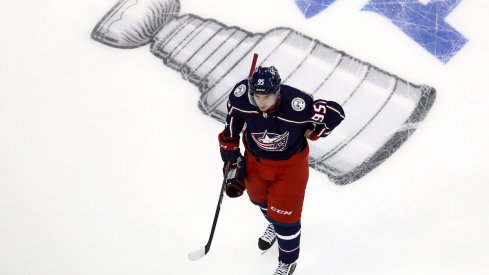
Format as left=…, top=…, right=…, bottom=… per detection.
left=244, top=146, right=309, bottom=224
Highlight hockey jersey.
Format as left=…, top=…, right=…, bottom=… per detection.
left=224, top=79, right=345, bottom=160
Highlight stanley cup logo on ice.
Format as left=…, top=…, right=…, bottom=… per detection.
left=91, top=0, right=436, bottom=185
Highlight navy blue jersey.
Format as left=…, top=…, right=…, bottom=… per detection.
left=224, top=79, right=345, bottom=160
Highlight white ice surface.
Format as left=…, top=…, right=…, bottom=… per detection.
left=1, top=1, right=489, bottom=275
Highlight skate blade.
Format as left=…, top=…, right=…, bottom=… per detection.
left=260, top=246, right=273, bottom=255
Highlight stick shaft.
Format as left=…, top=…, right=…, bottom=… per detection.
left=202, top=162, right=231, bottom=255
left=248, top=53, right=258, bottom=78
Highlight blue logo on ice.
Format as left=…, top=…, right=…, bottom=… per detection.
left=295, top=0, right=335, bottom=18
left=295, top=0, right=468, bottom=63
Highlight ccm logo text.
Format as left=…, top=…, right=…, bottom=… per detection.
left=271, top=206, right=293, bottom=215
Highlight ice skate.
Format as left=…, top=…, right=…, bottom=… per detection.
left=274, top=261, right=297, bottom=275
left=259, top=223, right=277, bottom=251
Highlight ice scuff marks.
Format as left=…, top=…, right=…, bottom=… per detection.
left=362, top=0, right=467, bottom=63
left=295, top=0, right=467, bottom=63
left=295, top=0, right=336, bottom=18
left=91, top=0, right=436, bottom=185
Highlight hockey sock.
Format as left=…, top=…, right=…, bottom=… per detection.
left=273, top=222, right=301, bottom=264
left=255, top=202, right=269, bottom=220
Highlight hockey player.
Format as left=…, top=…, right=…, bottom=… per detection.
left=218, top=66, right=345, bottom=275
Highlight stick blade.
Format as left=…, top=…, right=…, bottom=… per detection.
left=188, top=247, right=206, bottom=261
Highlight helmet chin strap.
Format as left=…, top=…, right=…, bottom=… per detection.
left=248, top=91, right=258, bottom=107
left=274, top=87, right=281, bottom=100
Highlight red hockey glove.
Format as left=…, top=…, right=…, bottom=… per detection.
left=218, top=131, right=242, bottom=164
left=224, top=156, right=246, bottom=198
left=308, top=125, right=327, bottom=141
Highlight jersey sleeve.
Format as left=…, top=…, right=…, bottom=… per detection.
left=222, top=81, right=247, bottom=139
left=223, top=100, right=246, bottom=139
left=308, top=99, right=345, bottom=140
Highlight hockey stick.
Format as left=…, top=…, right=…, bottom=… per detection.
left=188, top=162, right=232, bottom=261
left=189, top=55, right=257, bottom=261
left=249, top=53, right=259, bottom=78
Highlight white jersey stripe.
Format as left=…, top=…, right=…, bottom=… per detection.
left=327, top=105, right=345, bottom=118
left=230, top=106, right=259, bottom=115
left=276, top=116, right=310, bottom=124
left=229, top=117, right=234, bottom=137
left=277, top=116, right=327, bottom=126
left=318, top=127, right=326, bottom=136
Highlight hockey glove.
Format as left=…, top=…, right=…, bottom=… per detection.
left=308, top=124, right=328, bottom=141
left=218, top=131, right=242, bottom=164
left=224, top=156, right=246, bottom=198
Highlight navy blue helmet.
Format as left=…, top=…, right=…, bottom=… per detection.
left=248, top=66, right=281, bottom=96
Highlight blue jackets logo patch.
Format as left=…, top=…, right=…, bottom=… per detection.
left=251, top=130, right=289, bottom=152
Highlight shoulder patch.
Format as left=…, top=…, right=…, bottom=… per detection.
left=291, top=97, right=306, bottom=111
left=233, top=84, right=247, bottom=97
